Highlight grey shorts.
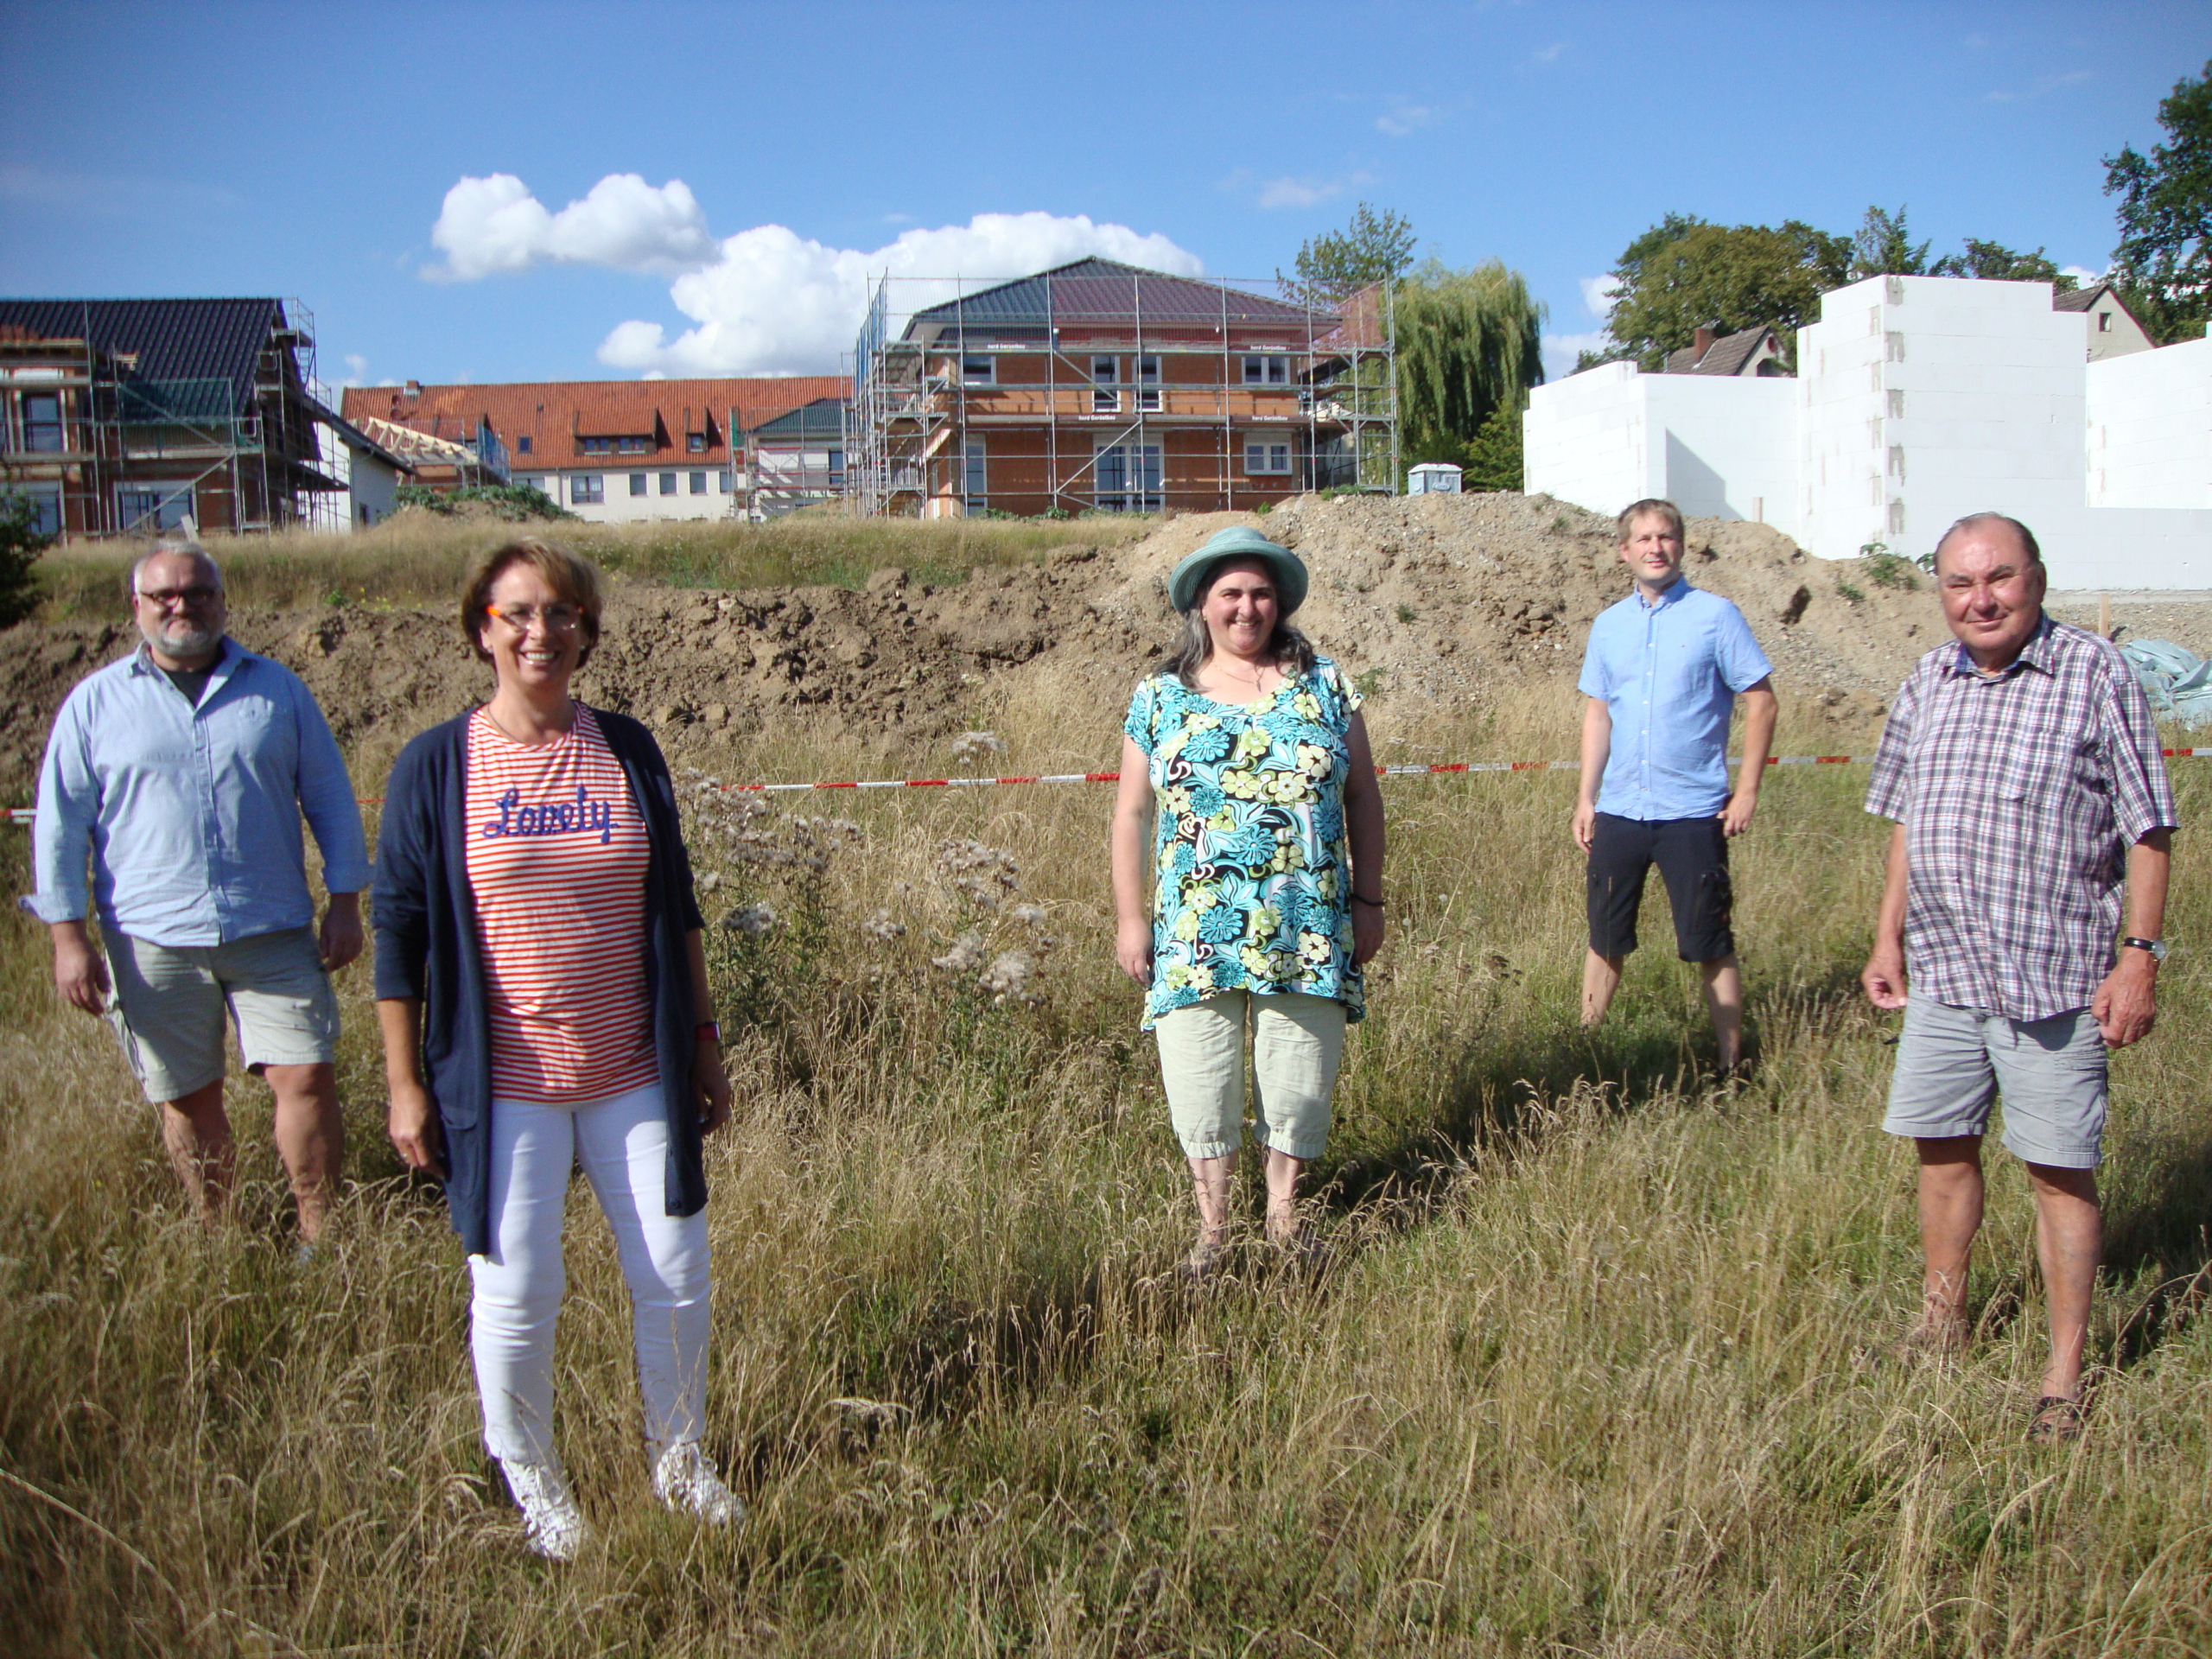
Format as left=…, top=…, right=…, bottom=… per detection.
left=104, top=925, right=340, bottom=1103
left=1881, top=996, right=2108, bottom=1169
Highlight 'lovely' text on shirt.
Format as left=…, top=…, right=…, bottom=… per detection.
left=480, top=785, right=615, bottom=845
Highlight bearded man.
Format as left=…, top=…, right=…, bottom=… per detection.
left=26, top=537, right=367, bottom=1243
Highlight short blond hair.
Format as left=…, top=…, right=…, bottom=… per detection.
left=461, top=537, right=605, bottom=666
left=1616, top=498, right=1685, bottom=543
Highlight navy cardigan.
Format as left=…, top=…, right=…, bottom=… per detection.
left=372, top=707, right=709, bottom=1256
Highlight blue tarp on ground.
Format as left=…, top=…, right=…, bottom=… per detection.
left=2120, top=639, right=2212, bottom=728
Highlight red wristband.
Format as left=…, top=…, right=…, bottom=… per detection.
left=695, top=1020, right=721, bottom=1044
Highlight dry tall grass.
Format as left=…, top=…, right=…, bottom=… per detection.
left=29, top=512, right=1157, bottom=620
left=2, top=670, right=2208, bottom=1656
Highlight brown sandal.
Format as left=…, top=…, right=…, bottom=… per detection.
left=2026, top=1395, right=2086, bottom=1444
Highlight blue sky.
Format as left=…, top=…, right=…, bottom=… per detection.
left=3, top=1, right=2204, bottom=387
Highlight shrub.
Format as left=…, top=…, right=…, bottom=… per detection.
left=394, top=482, right=574, bottom=522
left=1858, top=542, right=1917, bottom=591
left=0, top=493, right=55, bottom=627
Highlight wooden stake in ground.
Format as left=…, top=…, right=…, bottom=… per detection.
left=2101, top=592, right=2112, bottom=639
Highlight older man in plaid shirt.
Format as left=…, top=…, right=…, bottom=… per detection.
left=1860, top=512, right=2175, bottom=1443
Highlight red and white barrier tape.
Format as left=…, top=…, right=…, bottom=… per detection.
left=9, top=748, right=2205, bottom=826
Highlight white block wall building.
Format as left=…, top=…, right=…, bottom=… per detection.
left=1527, top=276, right=2212, bottom=588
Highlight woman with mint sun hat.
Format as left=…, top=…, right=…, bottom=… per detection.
left=1109, top=526, right=1386, bottom=1274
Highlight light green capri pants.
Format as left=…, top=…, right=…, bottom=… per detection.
left=1153, top=990, right=1348, bottom=1161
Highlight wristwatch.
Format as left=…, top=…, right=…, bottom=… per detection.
left=2119, top=937, right=2167, bottom=963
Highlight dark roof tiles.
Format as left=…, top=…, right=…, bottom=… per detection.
left=0, top=298, right=290, bottom=411
left=906, top=259, right=1332, bottom=334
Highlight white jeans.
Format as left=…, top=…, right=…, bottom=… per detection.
left=470, top=1084, right=711, bottom=1465
left=1154, top=990, right=1348, bottom=1161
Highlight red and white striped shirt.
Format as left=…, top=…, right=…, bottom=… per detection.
left=464, top=706, right=658, bottom=1103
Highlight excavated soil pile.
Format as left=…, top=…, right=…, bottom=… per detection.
left=0, top=493, right=2128, bottom=795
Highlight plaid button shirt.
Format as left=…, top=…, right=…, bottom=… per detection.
left=1866, top=615, right=2177, bottom=1020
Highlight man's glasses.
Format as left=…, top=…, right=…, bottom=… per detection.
left=137, top=585, right=219, bottom=609
left=486, top=603, right=582, bottom=633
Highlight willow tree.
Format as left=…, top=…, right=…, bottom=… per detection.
left=1392, top=258, right=1546, bottom=480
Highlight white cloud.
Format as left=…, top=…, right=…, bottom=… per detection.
left=597, top=211, right=1205, bottom=376
left=1258, top=176, right=1339, bottom=210
left=2061, top=264, right=2104, bottom=285
left=1542, top=330, right=1611, bottom=381
left=425, top=173, right=716, bottom=281
left=1530, top=41, right=1567, bottom=63
left=1251, top=169, right=1376, bottom=211
left=1376, top=99, right=1439, bottom=137
left=1578, top=275, right=1621, bottom=319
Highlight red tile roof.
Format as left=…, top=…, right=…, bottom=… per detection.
left=338, top=376, right=850, bottom=467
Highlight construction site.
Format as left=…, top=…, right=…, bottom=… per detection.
left=0, top=299, right=351, bottom=542
left=845, top=259, right=1397, bottom=518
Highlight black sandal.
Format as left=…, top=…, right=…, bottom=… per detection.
left=2026, top=1395, right=2086, bottom=1444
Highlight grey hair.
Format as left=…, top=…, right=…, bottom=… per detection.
left=128, top=537, right=223, bottom=599
left=1934, top=512, right=2042, bottom=569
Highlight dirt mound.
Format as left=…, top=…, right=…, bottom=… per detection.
left=0, top=495, right=2005, bottom=797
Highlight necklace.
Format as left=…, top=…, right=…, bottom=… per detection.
left=481, top=698, right=573, bottom=746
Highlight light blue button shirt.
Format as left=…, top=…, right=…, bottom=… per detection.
left=1577, top=577, right=1772, bottom=822
left=26, top=637, right=369, bottom=945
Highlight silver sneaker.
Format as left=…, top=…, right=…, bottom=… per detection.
left=499, top=1458, right=588, bottom=1560
left=651, top=1440, right=744, bottom=1527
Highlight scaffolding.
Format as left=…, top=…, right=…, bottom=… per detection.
left=0, top=298, right=343, bottom=543
left=845, top=267, right=1396, bottom=519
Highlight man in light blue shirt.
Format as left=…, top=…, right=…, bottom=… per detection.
left=1572, top=499, right=1778, bottom=1074
left=27, top=538, right=368, bottom=1243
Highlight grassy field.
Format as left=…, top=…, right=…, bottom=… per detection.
left=26, top=511, right=1157, bottom=620
left=1, top=664, right=2208, bottom=1656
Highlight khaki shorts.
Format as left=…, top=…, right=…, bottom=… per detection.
left=1153, top=990, right=1347, bottom=1161
left=1880, top=996, right=2108, bottom=1170
left=104, top=925, right=339, bottom=1103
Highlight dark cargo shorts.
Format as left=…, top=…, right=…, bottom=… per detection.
left=1586, top=812, right=1735, bottom=963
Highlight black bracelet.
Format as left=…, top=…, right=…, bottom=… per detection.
left=1351, top=894, right=1385, bottom=909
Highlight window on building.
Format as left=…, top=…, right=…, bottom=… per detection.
left=687, top=433, right=706, bottom=452
left=686, top=472, right=705, bottom=494
left=1243, top=439, right=1293, bottom=475
left=1243, top=355, right=1289, bottom=386
left=22, top=393, right=64, bottom=453
left=962, top=354, right=995, bottom=386
left=629, top=474, right=649, bottom=497
left=4, top=486, right=60, bottom=539
left=581, top=436, right=612, bottom=455
left=1137, top=355, right=1161, bottom=411
left=717, top=469, right=734, bottom=493
left=572, top=475, right=604, bottom=504
left=1095, top=440, right=1162, bottom=512
left=963, top=437, right=987, bottom=509
left=658, top=472, right=677, bottom=495
left=2097, top=311, right=2113, bottom=334
left=1090, top=355, right=1121, bottom=413
left=116, top=483, right=194, bottom=532
left=828, top=448, right=844, bottom=489
left=517, top=434, right=532, bottom=454
left=515, top=476, right=542, bottom=493
left=619, top=435, right=650, bottom=454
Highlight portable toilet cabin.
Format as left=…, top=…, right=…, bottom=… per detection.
left=1408, top=462, right=1463, bottom=494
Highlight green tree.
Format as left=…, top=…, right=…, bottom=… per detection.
left=1849, top=204, right=1932, bottom=278
left=1597, top=217, right=1849, bottom=371
left=1279, top=201, right=1418, bottom=310
left=1929, top=238, right=2077, bottom=288
left=1457, top=396, right=1526, bottom=493
left=1393, top=257, right=1544, bottom=473
left=0, top=493, right=55, bottom=628
left=2105, top=59, right=2212, bottom=342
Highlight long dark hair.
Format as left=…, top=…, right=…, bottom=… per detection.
left=1165, top=559, right=1316, bottom=690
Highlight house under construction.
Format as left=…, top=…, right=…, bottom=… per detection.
left=0, top=298, right=346, bottom=542
left=847, top=259, right=1395, bottom=518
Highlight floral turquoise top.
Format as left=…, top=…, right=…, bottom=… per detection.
left=1122, top=656, right=1366, bottom=1031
